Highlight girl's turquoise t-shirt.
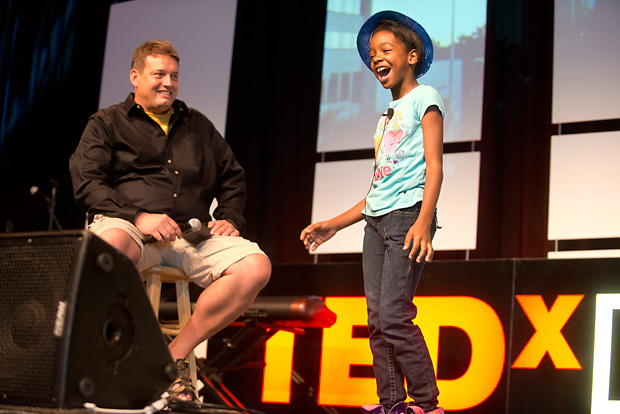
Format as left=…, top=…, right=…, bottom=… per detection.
left=364, top=85, right=445, bottom=217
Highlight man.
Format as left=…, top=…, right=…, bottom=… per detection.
left=69, top=40, right=271, bottom=402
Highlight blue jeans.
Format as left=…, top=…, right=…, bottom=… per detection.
left=362, top=203, right=439, bottom=412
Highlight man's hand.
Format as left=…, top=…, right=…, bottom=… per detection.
left=135, top=212, right=182, bottom=243
left=208, top=219, right=239, bottom=236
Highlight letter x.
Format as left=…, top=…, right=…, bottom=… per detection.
left=512, top=294, right=583, bottom=369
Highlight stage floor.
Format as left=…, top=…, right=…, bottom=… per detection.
left=0, top=403, right=240, bottom=414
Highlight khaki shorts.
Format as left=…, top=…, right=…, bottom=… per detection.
left=89, top=214, right=266, bottom=288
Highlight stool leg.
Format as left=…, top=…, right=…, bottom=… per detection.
left=176, top=280, right=198, bottom=390
left=145, top=274, right=162, bottom=318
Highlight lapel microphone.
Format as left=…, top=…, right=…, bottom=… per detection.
left=383, top=108, right=394, bottom=120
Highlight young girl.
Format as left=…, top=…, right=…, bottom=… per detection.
left=300, top=10, right=444, bottom=414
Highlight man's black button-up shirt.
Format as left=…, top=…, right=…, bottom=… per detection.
left=70, top=94, right=246, bottom=233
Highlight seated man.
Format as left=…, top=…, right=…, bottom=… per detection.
left=69, top=40, right=271, bottom=402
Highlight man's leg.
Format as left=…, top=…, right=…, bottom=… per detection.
left=168, top=253, right=271, bottom=359
left=97, top=228, right=141, bottom=262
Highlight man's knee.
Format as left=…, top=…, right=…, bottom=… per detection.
left=246, top=253, right=271, bottom=290
left=227, top=253, right=271, bottom=291
left=97, top=228, right=141, bottom=262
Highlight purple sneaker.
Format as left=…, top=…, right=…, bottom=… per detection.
left=361, top=405, right=385, bottom=414
left=405, top=405, right=424, bottom=414
left=407, top=406, right=444, bottom=414
left=388, top=402, right=410, bottom=414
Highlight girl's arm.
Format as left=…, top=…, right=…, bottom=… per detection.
left=404, top=105, right=444, bottom=262
left=300, top=198, right=366, bottom=252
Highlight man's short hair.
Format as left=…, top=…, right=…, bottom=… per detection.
left=131, top=40, right=180, bottom=72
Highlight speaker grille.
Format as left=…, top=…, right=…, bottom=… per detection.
left=0, top=238, right=79, bottom=402
left=0, top=232, right=174, bottom=408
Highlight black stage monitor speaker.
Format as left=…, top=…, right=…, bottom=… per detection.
left=0, top=230, right=176, bottom=409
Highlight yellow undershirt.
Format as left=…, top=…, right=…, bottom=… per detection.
left=146, top=110, right=172, bottom=135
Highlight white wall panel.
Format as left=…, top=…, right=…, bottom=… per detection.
left=548, top=131, right=620, bottom=240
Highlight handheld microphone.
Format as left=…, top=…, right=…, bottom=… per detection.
left=142, top=218, right=202, bottom=244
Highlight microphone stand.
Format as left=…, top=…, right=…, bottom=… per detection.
left=48, top=185, right=56, bottom=231
left=30, top=183, right=63, bottom=231
left=47, top=180, right=62, bottom=231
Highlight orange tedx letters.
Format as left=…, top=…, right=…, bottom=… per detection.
left=416, top=296, right=505, bottom=410
left=263, top=296, right=505, bottom=410
left=261, top=295, right=583, bottom=410
left=511, top=294, right=583, bottom=369
left=262, top=329, right=295, bottom=403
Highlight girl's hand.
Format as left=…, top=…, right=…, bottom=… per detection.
left=403, top=221, right=434, bottom=263
left=300, top=221, right=338, bottom=252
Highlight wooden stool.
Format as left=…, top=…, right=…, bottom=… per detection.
left=141, top=265, right=198, bottom=390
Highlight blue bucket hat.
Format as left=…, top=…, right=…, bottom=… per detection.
left=356, top=10, right=434, bottom=78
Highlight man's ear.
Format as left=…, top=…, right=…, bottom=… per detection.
left=130, top=69, right=139, bottom=87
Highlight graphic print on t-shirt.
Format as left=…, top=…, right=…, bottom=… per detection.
left=373, top=109, right=409, bottom=182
